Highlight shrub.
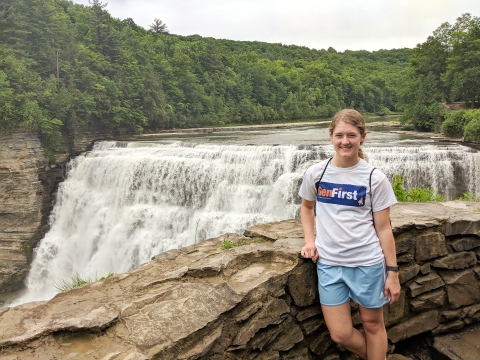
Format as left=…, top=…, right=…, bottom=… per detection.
left=53, top=272, right=115, bottom=293
left=441, top=110, right=467, bottom=137
left=217, top=237, right=268, bottom=251
left=392, top=175, right=444, bottom=202
left=464, top=110, right=480, bottom=142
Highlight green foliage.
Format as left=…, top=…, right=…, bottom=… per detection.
left=456, top=192, right=480, bottom=201
left=400, top=13, right=480, bottom=132
left=53, top=272, right=115, bottom=292
left=441, top=110, right=467, bottom=137
left=392, top=175, right=444, bottom=202
left=463, top=109, right=480, bottom=141
left=0, top=0, right=411, bottom=146
left=217, top=237, right=268, bottom=251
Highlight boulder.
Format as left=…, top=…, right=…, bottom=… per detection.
left=432, top=252, right=477, bottom=270
left=415, top=232, right=448, bottom=262
left=449, top=236, right=480, bottom=252
left=441, top=269, right=480, bottom=309
left=410, top=289, right=445, bottom=312
left=387, top=310, right=439, bottom=343
left=407, top=272, right=445, bottom=298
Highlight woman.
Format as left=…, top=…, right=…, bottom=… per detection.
left=298, top=109, right=400, bottom=360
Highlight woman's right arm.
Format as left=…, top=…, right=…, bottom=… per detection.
left=300, top=198, right=318, bottom=262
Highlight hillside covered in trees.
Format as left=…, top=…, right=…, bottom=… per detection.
left=0, top=0, right=412, bottom=159
left=398, top=13, right=480, bottom=139
left=0, top=0, right=479, bottom=159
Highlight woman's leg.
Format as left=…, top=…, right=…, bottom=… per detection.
left=321, top=302, right=367, bottom=359
left=359, top=306, right=387, bottom=360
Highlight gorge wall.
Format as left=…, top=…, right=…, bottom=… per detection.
left=0, top=130, right=114, bottom=294
left=0, top=202, right=479, bottom=359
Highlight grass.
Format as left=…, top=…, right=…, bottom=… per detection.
left=217, top=236, right=269, bottom=251
left=0, top=264, right=7, bottom=270
left=53, top=272, right=115, bottom=293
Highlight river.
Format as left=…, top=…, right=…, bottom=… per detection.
left=9, top=125, right=480, bottom=305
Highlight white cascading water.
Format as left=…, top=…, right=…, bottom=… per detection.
left=14, top=140, right=480, bottom=304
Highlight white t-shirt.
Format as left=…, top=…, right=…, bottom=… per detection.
left=298, top=158, right=397, bottom=267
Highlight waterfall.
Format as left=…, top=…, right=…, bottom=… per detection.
left=14, top=139, right=480, bottom=304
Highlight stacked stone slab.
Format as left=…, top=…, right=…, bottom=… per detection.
left=386, top=203, right=480, bottom=344
left=0, top=202, right=479, bottom=359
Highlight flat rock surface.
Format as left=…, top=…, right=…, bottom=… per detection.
left=433, top=324, right=480, bottom=360
left=1, top=202, right=480, bottom=359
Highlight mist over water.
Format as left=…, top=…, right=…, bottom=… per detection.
left=14, top=127, right=480, bottom=304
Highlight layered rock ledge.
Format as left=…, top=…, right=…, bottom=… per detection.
left=0, top=201, right=479, bottom=359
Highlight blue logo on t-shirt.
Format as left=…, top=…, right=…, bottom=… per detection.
left=315, top=181, right=367, bottom=207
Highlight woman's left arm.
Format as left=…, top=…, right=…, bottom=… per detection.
left=373, top=207, right=401, bottom=304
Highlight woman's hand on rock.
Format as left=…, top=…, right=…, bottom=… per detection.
left=301, top=243, right=318, bottom=263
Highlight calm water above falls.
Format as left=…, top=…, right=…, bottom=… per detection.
left=14, top=126, right=480, bottom=304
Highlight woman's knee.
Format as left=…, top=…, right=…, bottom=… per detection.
left=362, top=318, right=384, bottom=335
left=329, top=326, right=354, bottom=345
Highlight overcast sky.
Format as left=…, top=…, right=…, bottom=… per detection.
left=72, top=0, right=480, bottom=52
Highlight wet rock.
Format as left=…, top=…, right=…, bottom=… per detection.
left=415, top=232, right=448, bottom=261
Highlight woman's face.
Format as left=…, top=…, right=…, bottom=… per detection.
left=330, top=120, right=366, bottom=160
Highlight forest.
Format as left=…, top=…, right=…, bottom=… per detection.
left=0, top=0, right=479, bottom=160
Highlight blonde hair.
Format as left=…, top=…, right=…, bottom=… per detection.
left=329, top=109, right=367, bottom=160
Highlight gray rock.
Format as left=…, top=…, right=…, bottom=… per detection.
left=309, top=330, right=332, bottom=356
left=232, top=297, right=290, bottom=347
left=410, top=289, right=445, bottom=312
left=287, top=261, right=318, bottom=307
left=433, top=327, right=480, bottom=360
left=441, top=269, right=480, bottom=309
left=450, top=236, right=480, bottom=252
left=408, top=272, right=445, bottom=298
left=384, top=292, right=406, bottom=327
left=431, top=320, right=464, bottom=335
left=387, top=310, right=439, bottom=343
left=399, top=264, right=420, bottom=284
left=295, top=305, right=322, bottom=322
left=420, top=263, right=431, bottom=275
left=432, top=252, right=477, bottom=270
left=415, top=232, right=448, bottom=262
left=445, top=216, right=480, bottom=236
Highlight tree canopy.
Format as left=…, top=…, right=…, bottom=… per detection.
left=398, top=13, right=480, bottom=131
left=9, top=0, right=472, bottom=160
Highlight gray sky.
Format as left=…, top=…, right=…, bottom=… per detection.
left=72, top=0, right=480, bottom=52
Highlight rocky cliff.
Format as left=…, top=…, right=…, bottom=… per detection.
left=0, top=202, right=479, bottom=359
left=0, top=132, right=61, bottom=294
left=0, top=130, right=115, bottom=294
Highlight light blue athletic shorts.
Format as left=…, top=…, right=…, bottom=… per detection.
left=316, top=261, right=390, bottom=308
